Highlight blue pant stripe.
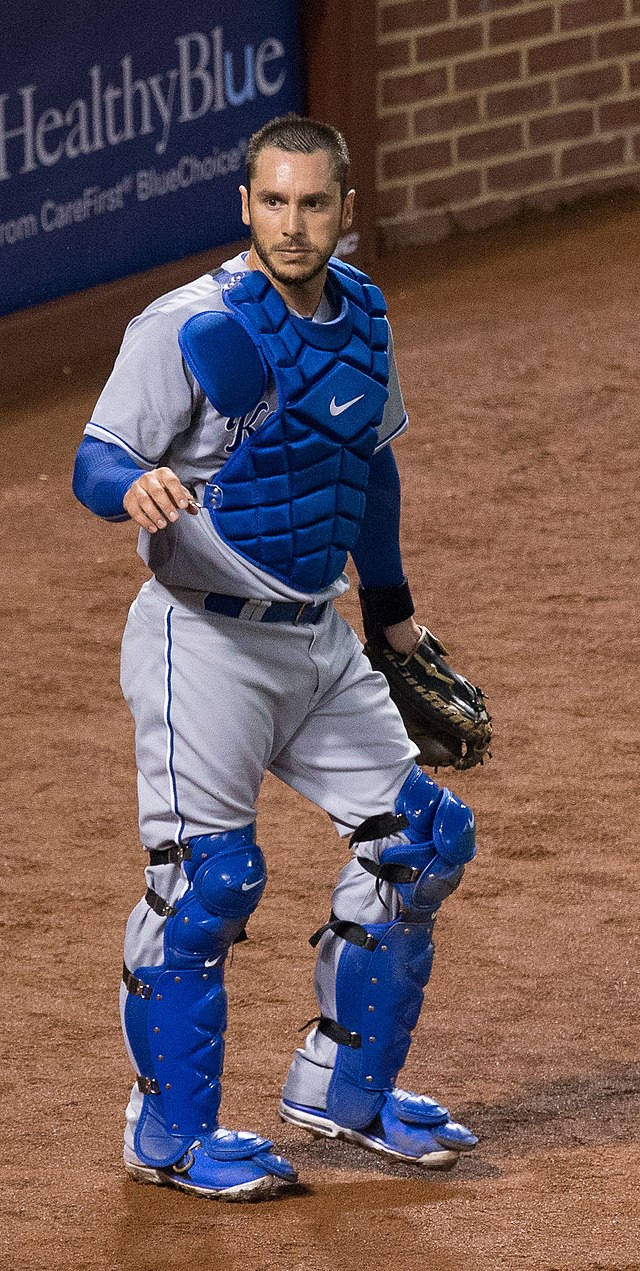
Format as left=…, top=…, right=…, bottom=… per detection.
left=164, top=606, right=186, bottom=845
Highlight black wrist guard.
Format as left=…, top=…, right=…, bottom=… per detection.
left=358, top=579, right=415, bottom=644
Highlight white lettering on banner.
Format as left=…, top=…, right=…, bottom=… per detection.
left=40, top=176, right=133, bottom=231
left=0, top=210, right=38, bottom=245
left=0, top=142, right=250, bottom=249
left=136, top=141, right=247, bottom=201
left=64, top=98, right=92, bottom=159
left=177, top=33, right=218, bottom=120
left=0, top=28, right=287, bottom=181
left=255, top=39, right=286, bottom=97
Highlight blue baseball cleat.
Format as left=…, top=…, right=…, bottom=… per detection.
left=124, top=1127, right=298, bottom=1201
left=279, top=1089, right=478, bottom=1170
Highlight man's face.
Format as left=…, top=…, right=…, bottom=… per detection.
left=240, top=147, right=354, bottom=289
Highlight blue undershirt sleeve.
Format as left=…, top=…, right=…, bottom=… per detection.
left=350, top=444, right=405, bottom=588
left=72, top=435, right=143, bottom=521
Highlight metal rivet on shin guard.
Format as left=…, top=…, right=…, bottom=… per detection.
left=172, top=1124, right=179, bottom=1130
left=203, top=973, right=208, bottom=980
left=371, top=977, right=378, bottom=984
left=381, top=944, right=388, bottom=951
left=165, top=1083, right=171, bottom=1090
left=202, top=1123, right=208, bottom=1130
left=158, top=1055, right=164, bottom=1061
left=156, top=994, right=162, bottom=1000
left=183, top=917, right=190, bottom=923
left=154, top=1027, right=160, bottom=1033
left=404, top=927, right=411, bottom=934
left=174, top=976, right=181, bottom=982
left=366, top=1076, right=373, bottom=1082
left=369, top=1035, right=376, bottom=1042
left=368, top=1005, right=375, bottom=1012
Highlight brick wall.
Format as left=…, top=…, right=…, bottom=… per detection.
left=377, top=0, right=640, bottom=248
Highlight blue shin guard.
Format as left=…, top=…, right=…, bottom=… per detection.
left=323, top=766, right=476, bottom=1133
left=123, top=826, right=268, bottom=1169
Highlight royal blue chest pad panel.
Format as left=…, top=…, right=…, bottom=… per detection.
left=178, top=261, right=390, bottom=593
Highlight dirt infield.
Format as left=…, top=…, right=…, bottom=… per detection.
left=2, top=195, right=639, bottom=1271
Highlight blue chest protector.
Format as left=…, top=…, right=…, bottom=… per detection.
left=178, top=259, right=390, bottom=593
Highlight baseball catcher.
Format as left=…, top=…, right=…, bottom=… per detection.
left=73, top=114, right=490, bottom=1203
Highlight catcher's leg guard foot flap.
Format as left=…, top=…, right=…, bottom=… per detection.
left=125, top=1127, right=297, bottom=1201
left=388, top=1089, right=478, bottom=1151
left=280, top=1089, right=475, bottom=1168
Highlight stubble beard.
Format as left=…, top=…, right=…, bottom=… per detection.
left=250, top=229, right=337, bottom=289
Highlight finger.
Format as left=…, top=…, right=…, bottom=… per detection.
left=157, top=469, right=206, bottom=513
left=125, top=482, right=177, bottom=529
left=139, top=474, right=185, bottom=523
left=123, top=471, right=198, bottom=528
left=126, top=500, right=163, bottom=533
left=127, top=485, right=172, bottom=529
left=125, top=488, right=168, bottom=531
left=154, top=469, right=196, bottom=512
left=168, top=484, right=202, bottom=514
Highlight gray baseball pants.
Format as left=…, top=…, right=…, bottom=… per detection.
left=118, top=576, right=417, bottom=1146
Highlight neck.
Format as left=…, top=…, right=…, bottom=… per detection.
left=245, top=246, right=328, bottom=317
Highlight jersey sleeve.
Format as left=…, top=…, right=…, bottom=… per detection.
left=350, top=444, right=405, bottom=588
left=85, top=309, right=200, bottom=465
left=72, top=435, right=142, bottom=521
left=375, top=322, right=408, bottom=452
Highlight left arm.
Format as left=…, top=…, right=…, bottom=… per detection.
left=353, top=400, right=492, bottom=772
left=351, top=445, right=422, bottom=655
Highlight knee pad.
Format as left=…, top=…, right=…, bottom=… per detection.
left=382, top=763, right=476, bottom=911
left=165, top=827, right=267, bottom=964
left=122, top=825, right=266, bottom=1167
left=321, top=766, right=475, bottom=1129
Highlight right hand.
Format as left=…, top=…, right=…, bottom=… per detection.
left=123, top=467, right=200, bottom=532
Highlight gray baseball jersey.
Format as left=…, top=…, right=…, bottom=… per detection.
left=85, top=252, right=408, bottom=604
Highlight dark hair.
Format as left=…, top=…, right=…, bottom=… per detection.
left=246, top=114, right=351, bottom=197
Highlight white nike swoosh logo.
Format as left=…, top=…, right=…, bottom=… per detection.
left=329, top=393, right=365, bottom=416
left=241, top=879, right=263, bottom=891
left=204, top=956, right=223, bottom=967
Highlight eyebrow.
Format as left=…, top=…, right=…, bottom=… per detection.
left=257, top=189, right=333, bottom=201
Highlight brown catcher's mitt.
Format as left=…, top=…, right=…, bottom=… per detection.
left=359, top=587, right=492, bottom=770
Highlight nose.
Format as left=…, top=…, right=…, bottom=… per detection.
left=283, top=201, right=304, bottom=238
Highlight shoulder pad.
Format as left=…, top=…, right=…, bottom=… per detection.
left=178, top=311, right=267, bottom=417
left=328, top=259, right=387, bottom=318
left=328, top=256, right=373, bottom=286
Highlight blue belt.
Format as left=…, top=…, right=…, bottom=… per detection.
left=203, top=592, right=328, bottom=625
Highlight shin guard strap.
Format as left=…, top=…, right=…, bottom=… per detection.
left=145, top=887, right=178, bottom=917
left=137, top=1074, right=161, bottom=1095
left=357, top=856, right=421, bottom=886
left=318, top=1016, right=362, bottom=1049
left=148, top=844, right=192, bottom=866
left=123, top=962, right=152, bottom=1000
left=349, top=812, right=408, bottom=847
left=309, top=912, right=380, bottom=951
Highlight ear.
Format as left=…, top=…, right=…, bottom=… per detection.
left=341, top=189, right=355, bottom=234
left=240, top=184, right=250, bottom=227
